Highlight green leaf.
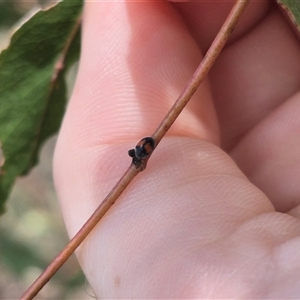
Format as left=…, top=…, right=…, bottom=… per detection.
left=0, top=0, right=83, bottom=214
left=276, top=0, right=300, bottom=30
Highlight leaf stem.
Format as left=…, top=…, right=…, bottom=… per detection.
left=20, top=0, right=250, bottom=299
left=51, top=15, right=82, bottom=83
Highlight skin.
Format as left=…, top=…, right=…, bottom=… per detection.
left=53, top=1, right=300, bottom=298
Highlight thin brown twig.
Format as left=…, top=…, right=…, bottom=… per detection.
left=20, top=0, right=250, bottom=299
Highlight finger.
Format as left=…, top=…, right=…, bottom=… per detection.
left=173, top=0, right=271, bottom=52
left=173, top=1, right=300, bottom=149
left=207, top=5, right=300, bottom=212
left=231, top=91, right=300, bottom=212
left=209, top=6, right=300, bottom=149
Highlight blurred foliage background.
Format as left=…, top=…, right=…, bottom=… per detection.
left=0, top=1, right=88, bottom=299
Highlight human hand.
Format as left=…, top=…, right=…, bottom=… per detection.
left=54, top=1, right=300, bottom=298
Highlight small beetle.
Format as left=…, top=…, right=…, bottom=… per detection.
left=128, top=137, right=155, bottom=170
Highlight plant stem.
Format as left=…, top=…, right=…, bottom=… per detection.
left=20, top=0, right=250, bottom=299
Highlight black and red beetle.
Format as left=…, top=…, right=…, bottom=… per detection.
left=128, top=137, right=155, bottom=170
